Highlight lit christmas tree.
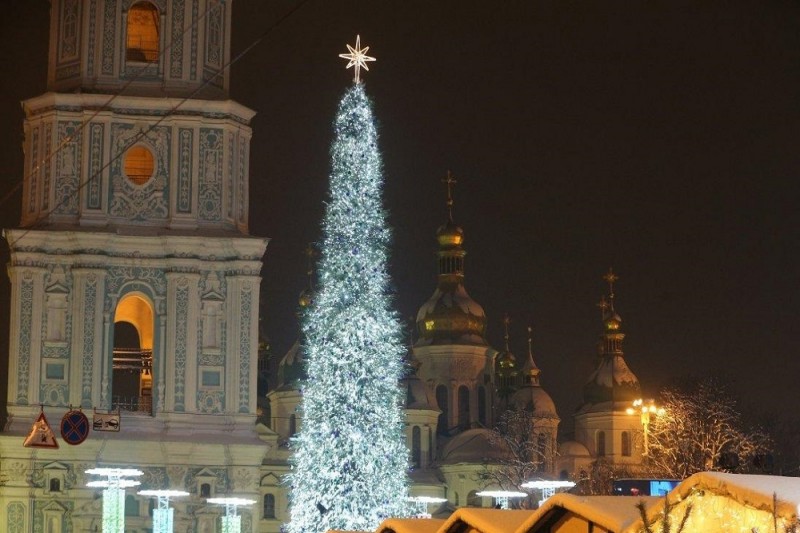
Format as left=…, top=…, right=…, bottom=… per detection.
left=288, top=37, right=410, bottom=533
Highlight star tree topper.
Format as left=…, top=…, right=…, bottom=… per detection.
left=339, top=34, right=376, bottom=83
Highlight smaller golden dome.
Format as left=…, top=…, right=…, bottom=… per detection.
left=605, top=313, right=622, bottom=331
left=436, top=220, right=464, bottom=248
left=298, top=288, right=313, bottom=308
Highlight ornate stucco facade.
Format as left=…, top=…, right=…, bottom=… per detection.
left=0, top=1, right=269, bottom=531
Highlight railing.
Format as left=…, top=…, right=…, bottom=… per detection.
left=112, top=395, right=152, bottom=413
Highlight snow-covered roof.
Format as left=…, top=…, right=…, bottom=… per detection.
left=515, top=494, right=659, bottom=533
left=441, top=508, right=535, bottom=533
left=375, top=518, right=446, bottom=533
left=647, top=471, right=800, bottom=523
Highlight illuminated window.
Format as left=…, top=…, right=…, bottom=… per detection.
left=123, top=145, right=155, bottom=186
left=126, top=2, right=160, bottom=62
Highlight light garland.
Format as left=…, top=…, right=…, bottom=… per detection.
left=287, top=83, right=410, bottom=533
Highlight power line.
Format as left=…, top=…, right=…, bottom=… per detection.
left=0, top=0, right=221, bottom=215
left=6, top=0, right=312, bottom=250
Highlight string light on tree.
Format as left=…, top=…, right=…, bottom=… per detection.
left=288, top=39, right=409, bottom=533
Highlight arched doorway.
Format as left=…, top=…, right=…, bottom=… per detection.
left=113, top=294, right=154, bottom=413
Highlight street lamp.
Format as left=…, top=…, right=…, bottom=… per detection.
left=474, top=490, right=527, bottom=510
left=85, top=468, right=143, bottom=533
left=520, top=480, right=576, bottom=507
left=207, top=497, right=256, bottom=533
left=626, top=398, right=665, bottom=456
left=138, top=489, right=190, bottom=533
left=406, top=496, right=447, bottom=518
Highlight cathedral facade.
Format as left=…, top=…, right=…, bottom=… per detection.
left=0, top=2, right=650, bottom=532
left=0, top=1, right=269, bottom=531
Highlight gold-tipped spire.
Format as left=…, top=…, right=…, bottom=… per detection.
left=442, top=170, right=457, bottom=223
left=603, top=267, right=618, bottom=312
left=526, top=325, right=541, bottom=385
left=503, top=313, right=511, bottom=352
left=596, top=295, right=610, bottom=320
left=298, top=244, right=317, bottom=308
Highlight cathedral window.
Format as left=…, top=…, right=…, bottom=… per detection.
left=537, top=433, right=548, bottom=471
left=126, top=2, right=160, bottom=62
left=477, top=385, right=487, bottom=426
left=124, top=494, right=139, bottom=516
left=597, top=431, right=606, bottom=457
left=200, top=483, right=212, bottom=498
left=435, top=385, right=448, bottom=435
left=411, top=426, right=421, bottom=468
left=45, top=293, right=68, bottom=342
left=123, top=145, right=155, bottom=186
left=457, top=386, right=470, bottom=429
left=621, top=431, right=632, bottom=456
left=263, top=493, right=276, bottom=519
left=49, top=478, right=61, bottom=492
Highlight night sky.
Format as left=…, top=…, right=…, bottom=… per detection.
left=1, top=1, right=798, bottom=430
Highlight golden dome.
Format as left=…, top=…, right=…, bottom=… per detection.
left=604, top=312, right=622, bottom=331
left=436, top=220, right=464, bottom=248
left=298, top=288, right=313, bottom=308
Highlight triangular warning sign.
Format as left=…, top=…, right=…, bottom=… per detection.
left=24, top=412, right=59, bottom=449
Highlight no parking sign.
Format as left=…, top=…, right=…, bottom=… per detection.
left=60, top=409, right=90, bottom=445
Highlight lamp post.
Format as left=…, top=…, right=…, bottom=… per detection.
left=138, top=489, right=190, bottom=533
left=406, top=496, right=447, bottom=518
left=520, top=480, right=576, bottom=507
left=207, top=497, right=256, bottom=533
left=474, top=490, right=527, bottom=510
left=626, top=398, right=665, bottom=456
left=85, top=468, right=143, bottom=533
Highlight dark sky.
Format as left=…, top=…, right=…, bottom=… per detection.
left=1, top=1, right=799, bottom=427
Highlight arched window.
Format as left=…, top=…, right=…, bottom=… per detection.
left=289, top=414, right=296, bottom=438
left=411, top=426, right=421, bottom=468
left=537, top=432, right=548, bottom=471
left=125, top=494, right=139, bottom=516
left=200, top=483, right=211, bottom=498
left=126, top=2, right=160, bottom=62
left=621, top=431, right=631, bottom=456
left=49, top=478, right=61, bottom=492
left=458, top=385, right=470, bottom=429
left=477, top=385, right=487, bottom=426
left=263, top=494, right=276, bottom=519
left=435, top=385, right=448, bottom=435
left=597, top=431, right=606, bottom=457
left=453, top=492, right=459, bottom=506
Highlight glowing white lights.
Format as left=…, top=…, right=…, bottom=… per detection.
left=407, top=496, right=447, bottom=518
left=85, top=468, right=143, bottom=533
left=288, top=85, right=409, bottom=533
left=138, top=490, right=190, bottom=533
left=207, top=498, right=256, bottom=533
left=521, top=480, right=576, bottom=506
left=475, top=490, right=528, bottom=510
left=339, top=35, right=376, bottom=83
